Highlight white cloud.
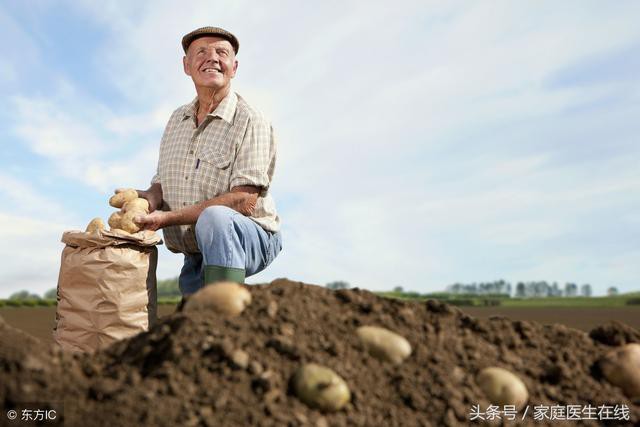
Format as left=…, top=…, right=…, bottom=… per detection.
left=10, top=90, right=162, bottom=193
left=0, top=172, right=69, bottom=219
left=0, top=174, right=77, bottom=298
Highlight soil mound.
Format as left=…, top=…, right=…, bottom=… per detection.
left=1, top=279, right=639, bottom=426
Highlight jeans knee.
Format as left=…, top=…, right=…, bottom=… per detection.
left=195, top=206, right=237, bottom=239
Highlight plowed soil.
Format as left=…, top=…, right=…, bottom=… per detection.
left=1, top=279, right=639, bottom=426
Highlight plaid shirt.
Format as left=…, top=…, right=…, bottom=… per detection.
left=151, top=91, right=280, bottom=254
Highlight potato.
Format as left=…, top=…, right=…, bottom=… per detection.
left=84, top=217, right=105, bottom=234
left=108, top=211, right=124, bottom=230
left=184, top=282, right=252, bottom=316
left=356, top=326, right=412, bottom=365
left=123, top=198, right=150, bottom=214
left=109, top=188, right=138, bottom=208
left=120, top=210, right=145, bottom=234
left=477, top=367, right=528, bottom=410
left=599, top=343, right=640, bottom=399
left=292, top=363, right=351, bottom=412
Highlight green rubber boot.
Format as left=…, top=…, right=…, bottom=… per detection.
left=204, top=265, right=246, bottom=285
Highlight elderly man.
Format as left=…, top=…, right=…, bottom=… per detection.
left=132, top=26, right=282, bottom=295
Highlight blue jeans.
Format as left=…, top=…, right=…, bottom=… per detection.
left=178, top=206, right=282, bottom=295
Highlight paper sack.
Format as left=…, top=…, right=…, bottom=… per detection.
left=53, top=229, right=162, bottom=352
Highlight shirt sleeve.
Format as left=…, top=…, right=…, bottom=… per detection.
left=150, top=172, right=161, bottom=186
left=229, top=113, right=276, bottom=191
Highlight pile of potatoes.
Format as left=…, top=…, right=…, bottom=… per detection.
left=84, top=188, right=149, bottom=234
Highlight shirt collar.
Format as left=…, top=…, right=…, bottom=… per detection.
left=182, top=91, right=238, bottom=124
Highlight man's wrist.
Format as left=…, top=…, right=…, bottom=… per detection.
left=160, top=210, right=176, bottom=228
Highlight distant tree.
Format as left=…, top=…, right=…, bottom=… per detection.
left=524, top=282, right=538, bottom=297
left=580, top=284, right=592, bottom=297
left=564, top=283, right=578, bottom=297
left=393, top=286, right=404, bottom=293
left=495, top=279, right=508, bottom=295
left=326, top=281, right=351, bottom=290
left=515, top=282, right=526, bottom=298
left=541, top=281, right=550, bottom=297
left=550, top=282, right=562, bottom=297
left=529, top=281, right=549, bottom=297
left=607, top=287, right=619, bottom=296
left=9, top=290, right=41, bottom=300
left=505, top=283, right=512, bottom=297
left=448, top=283, right=463, bottom=294
left=44, top=288, right=58, bottom=299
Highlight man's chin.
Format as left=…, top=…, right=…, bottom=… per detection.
left=195, top=79, right=227, bottom=91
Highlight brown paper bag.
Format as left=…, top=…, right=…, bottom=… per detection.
left=53, top=228, right=162, bottom=353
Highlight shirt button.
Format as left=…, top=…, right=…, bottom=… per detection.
left=183, top=202, right=187, bottom=206
left=189, top=150, right=194, bottom=154
left=185, top=176, right=189, bottom=180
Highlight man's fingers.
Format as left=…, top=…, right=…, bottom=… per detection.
left=133, top=214, right=147, bottom=225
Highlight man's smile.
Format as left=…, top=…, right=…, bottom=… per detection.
left=201, top=66, right=222, bottom=74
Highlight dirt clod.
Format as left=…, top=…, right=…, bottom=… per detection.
left=590, top=321, right=640, bottom=346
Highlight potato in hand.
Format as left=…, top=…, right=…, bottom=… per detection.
left=109, top=189, right=138, bottom=208
left=123, top=198, right=150, bottom=214
left=108, top=211, right=124, bottom=230
left=120, top=210, right=146, bottom=233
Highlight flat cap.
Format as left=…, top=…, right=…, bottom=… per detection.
left=182, top=26, right=240, bottom=54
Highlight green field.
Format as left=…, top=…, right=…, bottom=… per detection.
left=2, top=293, right=638, bottom=309
left=376, top=291, right=640, bottom=308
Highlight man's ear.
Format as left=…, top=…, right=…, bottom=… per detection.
left=231, top=59, right=238, bottom=78
left=183, top=55, right=191, bottom=76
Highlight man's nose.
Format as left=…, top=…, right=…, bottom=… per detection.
left=204, top=48, right=219, bottom=61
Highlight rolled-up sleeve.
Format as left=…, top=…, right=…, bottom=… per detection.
left=150, top=170, right=161, bottom=185
left=230, top=114, right=276, bottom=191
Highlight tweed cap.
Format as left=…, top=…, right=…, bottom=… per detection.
left=182, top=26, right=239, bottom=54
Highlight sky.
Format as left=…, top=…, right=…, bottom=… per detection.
left=0, top=0, right=639, bottom=297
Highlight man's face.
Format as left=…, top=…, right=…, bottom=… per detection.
left=183, top=36, right=238, bottom=91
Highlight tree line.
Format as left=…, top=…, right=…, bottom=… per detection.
left=443, top=280, right=621, bottom=298
left=327, top=280, right=621, bottom=298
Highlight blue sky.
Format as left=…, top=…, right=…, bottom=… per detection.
left=1, top=1, right=639, bottom=297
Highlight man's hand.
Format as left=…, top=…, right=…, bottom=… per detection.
left=230, top=186, right=259, bottom=216
left=134, top=211, right=170, bottom=231
left=114, top=183, right=163, bottom=212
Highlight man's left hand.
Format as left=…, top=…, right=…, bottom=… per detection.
left=135, top=211, right=168, bottom=231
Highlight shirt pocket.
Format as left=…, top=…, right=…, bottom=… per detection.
left=200, top=147, right=231, bottom=169
left=197, top=147, right=233, bottom=198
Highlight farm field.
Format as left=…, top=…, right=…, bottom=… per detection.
left=2, top=304, right=639, bottom=346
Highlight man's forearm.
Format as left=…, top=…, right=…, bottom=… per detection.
left=163, top=189, right=257, bottom=227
